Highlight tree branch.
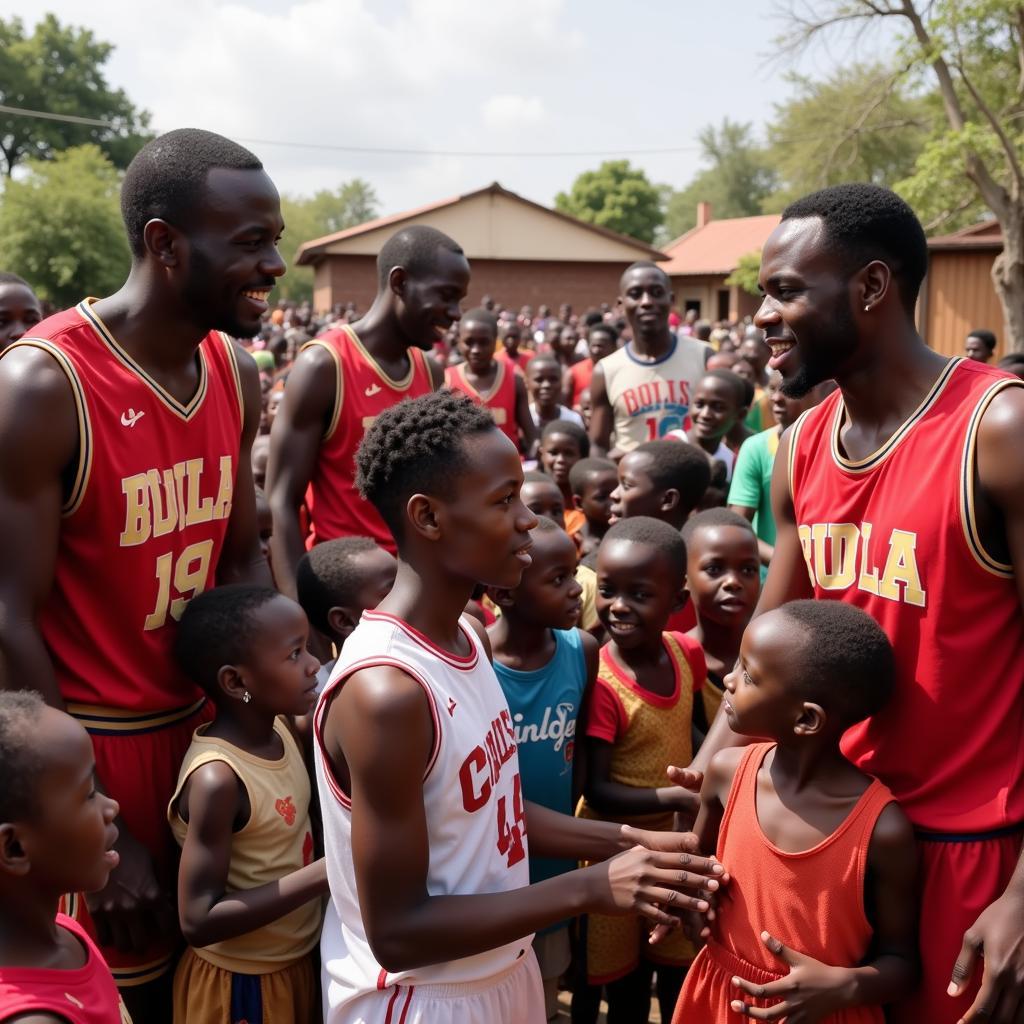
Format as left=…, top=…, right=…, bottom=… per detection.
left=954, top=57, right=1024, bottom=192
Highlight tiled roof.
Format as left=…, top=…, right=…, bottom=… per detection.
left=661, top=214, right=782, bottom=276
left=928, top=219, right=1002, bottom=250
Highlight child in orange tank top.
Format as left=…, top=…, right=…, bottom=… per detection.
left=670, top=601, right=918, bottom=1024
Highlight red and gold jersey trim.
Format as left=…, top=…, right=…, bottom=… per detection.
left=76, top=300, right=210, bottom=422
left=300, top=337, right=345, bottom=442
left=346, top=324, right=422, bottom=391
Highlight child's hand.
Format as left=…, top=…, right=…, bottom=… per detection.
left=587, top=844, right=721, bottom=927
left=648, top=909, right=709, bottom=947
left=728, top=931, right=857, bottom=1022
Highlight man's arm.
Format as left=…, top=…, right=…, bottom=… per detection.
left=588, top=362, right=613, bottom=457
left=266, top=344, right=335, bottom=598
left=513, top=372, right=539, bottom=458
left=583, top=738, right=698, bottom=817
left=216, top=346, right=272, bottom=587
left=948, top=385, right=1024, bottom=1021
left=427, top=354, right=445, bottom=391
left=324, top=665, right=717, bottom=973
left=0, top=347, right=77, bottom=704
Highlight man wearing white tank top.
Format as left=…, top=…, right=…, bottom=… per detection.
left=590, top=262, right=711, bottom=457
left=313, top=391, right=725, bottom=1023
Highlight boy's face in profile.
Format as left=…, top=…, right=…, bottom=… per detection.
left=6, top=708, right=120, bottom=897
left=691, top=376, right=741, bottom=446
left=609, top=451, right=667, bottom=524
left=595, top=538, right=683, bottom=652
left=521, top=479, right=565, bottom=522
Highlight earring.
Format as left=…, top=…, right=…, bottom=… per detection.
left=864, top=305, right=870, bottom=312
left=242, top=691, right=251, bottom=704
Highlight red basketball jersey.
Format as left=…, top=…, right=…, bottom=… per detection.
left=7, top=301, right=244, bottom=713
left=304, top=326, right=433, bottom=554
left=789, top=358, right=1024, bottom=832
left=444, top=360, right=520, bottom=447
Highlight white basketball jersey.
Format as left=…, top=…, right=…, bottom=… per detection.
left=313, top=610, right=534, bottom=1020
left=602, top=335, right=710, bottom=452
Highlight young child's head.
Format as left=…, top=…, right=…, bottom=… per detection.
left=0, top=272, right=43, bottom=350
left=521, top=469, right=565, bottom=521
left=596, top=516, right=687, bottom=651
left=175, top=585, right=321, bottom=718
left=610, top=439, right=711, bottom=530
left=356, top=391, right=537, bottom=590
left=540, top=420, right=589, bottom=495
left=500, top=320, right=523, bottom=357
left=526, top=355, right=563, bottom=414
left=586, top=323, right=618, bottom=364
left=766, top=369, right=818, bottom=430
left=556, top=325, right=579, bottom=364
left=458, top=308, right=499, bottom=372
left=296, top=537, right=397, bottom=645
left=725, top=600, right=894, bottom=742
left=255, top=486, right=273, bottom=564
left=690, top=370, right=747, bottom=449
left=0, top=692, right=119, bottom=900
left=251, top=434, right=270, bottom=491
left=681, top=508, right=760, bottom=631
left=488, top=516, right=582, bottom=631
left=569, top=457, right=618, bottom=532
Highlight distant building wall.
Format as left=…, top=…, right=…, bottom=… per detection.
left=923, top=250, right=1004, bottom=359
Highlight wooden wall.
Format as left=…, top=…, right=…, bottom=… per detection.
left=923, top=250, right=1005, bottom=359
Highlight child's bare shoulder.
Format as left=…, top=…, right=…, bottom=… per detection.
left=868, top=800, right=915, bottom=859
left=706, top=745, right=747, bottom=796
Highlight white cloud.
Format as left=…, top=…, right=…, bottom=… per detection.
left=481, top=94, right=546, bottom=131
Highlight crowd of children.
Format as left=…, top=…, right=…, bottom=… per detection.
left=3, top=158, right=1023, bottom=1024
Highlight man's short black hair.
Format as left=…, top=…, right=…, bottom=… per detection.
left=523, top=469, right=557, bottom=486
left=376, top=225, right=465, bottom=289
left=526, top=354, right=561, bottom=375
left=0, top=691, right=45, bottom=822
left=296, top=537, right=382, bottom=636
left=602, top=515, right=686, bottom=581
left=781, top=184, right=928, bottom=313
left=588, top=321, right=618, bottom=343
left=356, top=391, right=497, bottom=541
left=541, top=419, right=590, bottom=456
left=620, top=260, right=671, bottom=290
left=701, top=369, right=749, bottom=410
left=120, top=129, right=264, bottom=258
left=968, top=329, right=997, bottom=352
left=460, top=308, right=498, bottom=337
left=174, top=584, right=282, bottom=697
left=631, top=440, right=711, bottom=516
left=681, top=506, right=756, bottom=547
left=569, top=456, right=616, bottom=495
left=777, top=600, right=895, bottom=726
left=0, top=271, right=32, bottom=290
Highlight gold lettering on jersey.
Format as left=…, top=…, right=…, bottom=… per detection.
left=799, top=521, right=926, bottom=607
left=120, top=457, right=234, bottom=547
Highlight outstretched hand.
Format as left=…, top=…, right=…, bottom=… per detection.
left=729, top=931, right=856, bottom=1022
left=949, top=890, right=1024, bottom=1023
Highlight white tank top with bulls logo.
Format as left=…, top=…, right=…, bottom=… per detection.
left=313, top=609, right=534, bottom=1015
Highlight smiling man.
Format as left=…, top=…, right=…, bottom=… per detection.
left=268, top=226, right=466, bottom=592
left=589, top=261, right=710, bottom=457
left=0, top=128, right=279, bottom=1022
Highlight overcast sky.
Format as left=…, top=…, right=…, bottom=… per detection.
left=3, top=1, right=868, bottom=219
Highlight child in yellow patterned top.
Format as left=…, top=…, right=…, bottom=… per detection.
left=576, top=516, right=720, bottom=1023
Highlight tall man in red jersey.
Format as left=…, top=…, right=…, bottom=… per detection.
left=267, top=225, right=468, bottom=594
left=0, top=129, right=280, bottom=1021
left=695, top=184, right=1024, bottom=1023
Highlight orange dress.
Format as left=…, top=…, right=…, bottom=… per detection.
left=672, top=743, right=895, bottom=1024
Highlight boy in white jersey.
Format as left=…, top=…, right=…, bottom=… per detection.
left=313, top=391, right=725, bottom=1023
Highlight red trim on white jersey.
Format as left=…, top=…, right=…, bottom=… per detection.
left=313, top=656, right=444, bottom=809
left=362, top=611, right=480, bottom=669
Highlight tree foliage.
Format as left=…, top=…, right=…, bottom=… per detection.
left=0, top=14, right=151, bottom=178
left=555, top=160, right=664, bottom=243
left=0, top=145, right=130, bottom=307
left=725, top=250, right=764, bottom=296
left=278, top=179, right=381, bottom=302
left=665, top=121, right=777, bottom=239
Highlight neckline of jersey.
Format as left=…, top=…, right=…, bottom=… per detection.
left=624, top=335, right=678, bottom=367
left=600, top=633, right=682, bottom=709
left=343, top=324, right=419, bottom=391
left=453, top=358, right=506, bottom=403
left=362, top=609, right=479, bottom=669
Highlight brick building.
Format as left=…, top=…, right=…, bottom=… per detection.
left=661, top=203, right=780, bottom=322
left=295, top=182, right=666, bottom=314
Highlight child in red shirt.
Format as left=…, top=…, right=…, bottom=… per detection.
left=0, top=692, right=129, bottom=1024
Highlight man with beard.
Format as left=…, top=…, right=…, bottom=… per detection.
left=692, top=184, right=1024, bottom=1023
left=0, top=129, right=278, bottom=1021
left=589, top=262, right=710, bottom=457
left=267, top=226, right=465, bottom=593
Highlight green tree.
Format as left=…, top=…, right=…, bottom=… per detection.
left=555, top=160, right=664, bottom=243
left=664, top=120, right=778, bottom=239
left=779, top=0, right=1024, bottom=351
left=726, top=250, right=764, bottom=296
left=278, top=179, right=381, bottom=302
left=0, top=14, right=151, bottom=177
left=765, top=64, right=932, bottom=210
left=0, top=145, right=129, bottom=307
